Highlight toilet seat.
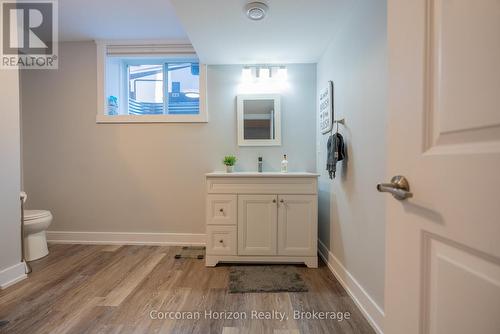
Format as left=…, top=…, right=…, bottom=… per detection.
left=24, top=210, right=51, bottom=221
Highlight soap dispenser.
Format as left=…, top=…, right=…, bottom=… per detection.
left=280, top=154, right=288, bottom=173
left=258, top=157, right=263, bottom=173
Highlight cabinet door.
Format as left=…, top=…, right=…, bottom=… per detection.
left=238, top=194, right=277, bottom=255
left=278, top=195, right=317, bottom=256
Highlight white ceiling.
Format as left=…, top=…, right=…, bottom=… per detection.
left=170, top=0, right=350, bottom=64
left=58, top=0, right=349, bottom=64
left=58, top=0, right=188, bottom=41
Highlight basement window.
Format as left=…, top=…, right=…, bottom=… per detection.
left=96, top=41, right=207, bottom=123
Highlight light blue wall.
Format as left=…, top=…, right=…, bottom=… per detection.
left=316, top=0, right=387, bottom=310
left=20, top=42, right=317, bottom=234
left=207, top=64, right=317, bottom=173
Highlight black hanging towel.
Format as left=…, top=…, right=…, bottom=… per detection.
left=326, top=132, right=345, bottom=179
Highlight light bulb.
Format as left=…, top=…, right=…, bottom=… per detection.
left=259, top=67, right=270, bottom=79
left=277, top=67, right=287, bottom=80
left=242, top=67, right=252, bottom=82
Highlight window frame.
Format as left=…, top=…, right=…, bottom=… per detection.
left=96, top=40, right=208, bottom=123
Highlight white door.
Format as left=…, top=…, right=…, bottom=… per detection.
left=385, top=1, right=500, bottom=334
left=238, top=194, right=277, bottom=255
left=277, top=195, right=317, bottom=256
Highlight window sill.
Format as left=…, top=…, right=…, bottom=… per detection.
left=96, top=114, right=208, bottom=124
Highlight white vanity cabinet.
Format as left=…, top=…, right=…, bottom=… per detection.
left=205, top=172, right=319, bottom=268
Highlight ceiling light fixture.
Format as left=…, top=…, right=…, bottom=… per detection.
left=239, top=65, right=289, bottom=93
left=241, top=65, right=287, bottom=82
left=245, top=2, right=268, bottom=21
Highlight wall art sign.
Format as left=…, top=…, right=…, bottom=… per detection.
left=319, top=81, right=333, bottom=134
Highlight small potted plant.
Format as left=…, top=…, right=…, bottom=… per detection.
left=223, top=155, right=237, bottom=173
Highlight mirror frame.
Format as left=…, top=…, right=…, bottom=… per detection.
left=236, top=94, right=282, bottom=146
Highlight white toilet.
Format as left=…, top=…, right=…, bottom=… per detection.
left=21, top=192, right=53, bottom=261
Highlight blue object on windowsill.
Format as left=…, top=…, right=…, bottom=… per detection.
left=191, top=63, right=199, bottom=75
left=107, top=96, right=118, bottom=115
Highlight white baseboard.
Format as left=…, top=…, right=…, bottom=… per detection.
left=47, top=231, right=206, bottom=246
left=318, top=240, right=384, bottom=334
left=0, top=262, right=27, bottom=290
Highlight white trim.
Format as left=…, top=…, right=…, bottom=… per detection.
left=318, top=240, right=385, bottom=334
left=97, top=39, right=195, bottom=56
left=46, top=231, right=206, bottom=246
left=95, top=40, right=208, bottom=124
left=96, top=40, right=106, bottom=121
left=0, top=262, right=27, bottom=290
left=95, top=114, right=208, bottom=123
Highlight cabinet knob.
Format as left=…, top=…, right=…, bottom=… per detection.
left=219, top=239, right=224, bottom=243
left=272, top=199, right=276, bottom=203
left=219, top=208, right=224, bottom=212
left=280, top=199, right=284, bottom=203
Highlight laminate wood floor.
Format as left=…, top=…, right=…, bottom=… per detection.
left=0, top=244, right=376, bottom=334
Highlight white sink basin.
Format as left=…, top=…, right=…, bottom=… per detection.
left=206, top=171, right=319, bottom=177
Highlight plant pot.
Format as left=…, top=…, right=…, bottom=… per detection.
left=225, top=165, right=234, bottom=173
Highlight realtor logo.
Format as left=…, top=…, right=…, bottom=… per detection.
left=1, top=0, right=58, bottom=69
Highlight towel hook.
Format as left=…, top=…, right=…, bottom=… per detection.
left=333, top=118, right=345, bottom=133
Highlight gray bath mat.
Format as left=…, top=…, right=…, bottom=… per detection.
left=174, top=246, right=205, bottom=259
left=229, top=265, right=308, bottom=293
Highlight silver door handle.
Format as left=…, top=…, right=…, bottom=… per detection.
left=377, top=175, right=413, bottom=200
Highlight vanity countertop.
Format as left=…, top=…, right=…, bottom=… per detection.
left=206, top=172, right=320, bottom=178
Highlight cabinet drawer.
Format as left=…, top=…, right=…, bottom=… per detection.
left=206, top=194, right=237, bottom=225
left=207, top=177, right=317, bottom=194
left=206, top=226, right=237, bottom=255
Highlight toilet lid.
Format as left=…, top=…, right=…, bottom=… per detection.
left=24, top=210, right=51, bottom=221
